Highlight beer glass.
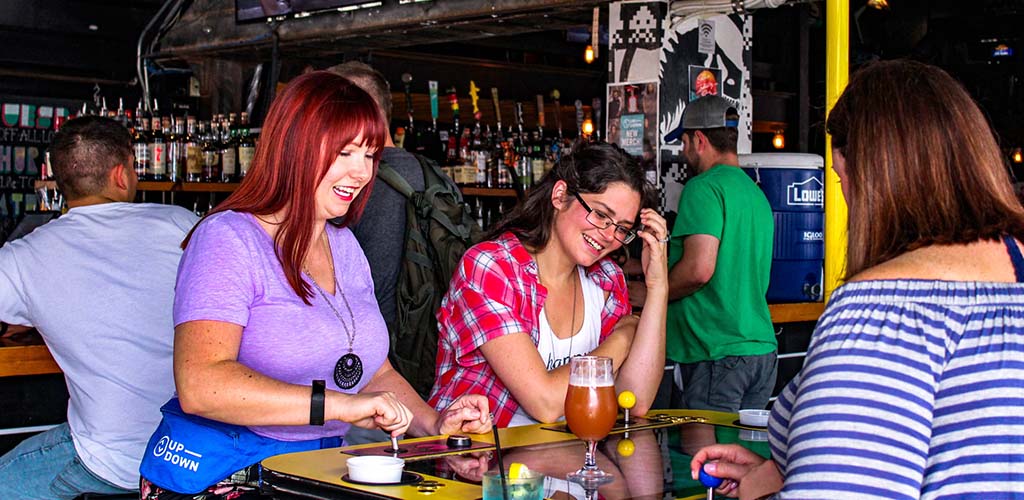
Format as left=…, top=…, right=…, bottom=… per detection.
left=564, top=356, right=617, bottom=487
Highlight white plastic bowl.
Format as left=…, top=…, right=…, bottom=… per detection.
left=738, top=409, right=770, bottom=427
left=346, top=456, right=405, bottom=484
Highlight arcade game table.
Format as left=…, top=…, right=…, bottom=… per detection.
left=261, top=409, right=771, bottom=499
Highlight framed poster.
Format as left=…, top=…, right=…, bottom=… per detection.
left=606, top=81, right=659, bottom=186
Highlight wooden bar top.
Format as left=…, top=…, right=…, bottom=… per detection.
left=768, top=302, right=825, bottom=323
left=0, top=328, right=61, bottom=377
left=0, top=303, right=821, bottom=379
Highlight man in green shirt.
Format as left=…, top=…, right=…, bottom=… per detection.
left=661, top=95, right=776, bottom=412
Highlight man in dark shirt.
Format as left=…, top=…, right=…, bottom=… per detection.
left=327, top=61, right=426, bottom=332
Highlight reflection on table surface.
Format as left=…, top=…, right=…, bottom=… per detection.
left=262, top=409, right=771, bottom=500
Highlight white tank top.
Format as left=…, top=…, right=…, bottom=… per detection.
left=508, top=266, right=605, bottom=427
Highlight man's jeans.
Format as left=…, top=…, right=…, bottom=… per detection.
left=0, top=422, right=135, bottom=500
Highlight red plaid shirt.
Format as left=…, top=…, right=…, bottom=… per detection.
left=428, top=232, right=632, bottom=428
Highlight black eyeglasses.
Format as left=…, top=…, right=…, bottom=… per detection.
left=573, top=192, right=639, bottom=244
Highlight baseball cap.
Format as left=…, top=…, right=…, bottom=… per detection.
left=664, top=95, right=739, bottom=143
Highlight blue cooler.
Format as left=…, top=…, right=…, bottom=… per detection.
left=741, top=153, right=824, bottom=303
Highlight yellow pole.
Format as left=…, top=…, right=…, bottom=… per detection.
left=823, top=0, right=849, bottom=302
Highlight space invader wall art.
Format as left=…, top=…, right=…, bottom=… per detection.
left=658, top=13, right=752, bottom=216
left=609, top=1, right=667, bottom=83
left=608, top=0, right=668, bottom=195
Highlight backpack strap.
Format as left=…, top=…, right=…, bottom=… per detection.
left=377, top=161, right=416, bottom=200
left=409, top=154, right=473, bottom=241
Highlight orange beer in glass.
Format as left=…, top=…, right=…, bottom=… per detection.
left=565, top=356, right=616, bottom=487
left=565, top=384, right=617, bottom=441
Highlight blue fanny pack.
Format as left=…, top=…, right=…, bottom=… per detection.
left=139, top=397, right=335, bottom=494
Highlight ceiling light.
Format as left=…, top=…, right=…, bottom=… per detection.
left=867, top=0, right=889, bottom=10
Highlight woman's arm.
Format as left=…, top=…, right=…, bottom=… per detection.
left=478, top=322, right=639, bottom=423
left=174, top=319, right=412, bottom=435
left=361, top=358, right=491, bottom=437
left=612, top=208, right=669, bottom=414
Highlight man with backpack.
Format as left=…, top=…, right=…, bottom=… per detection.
left=328, top=61, right=482, bottom=407
left=329, top=61, right=425, bottom=335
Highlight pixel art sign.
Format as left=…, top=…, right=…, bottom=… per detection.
left=610, top=1, right=668, bottom=83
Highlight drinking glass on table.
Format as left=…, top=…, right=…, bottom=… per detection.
left=564, top=355, right=617, bottom=487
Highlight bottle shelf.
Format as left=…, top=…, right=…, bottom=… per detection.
left=136, top=181, right=240, bottom=192
left=460, top=187, right=518, bottom=198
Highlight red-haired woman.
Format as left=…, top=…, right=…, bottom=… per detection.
left=140, top=71, right=491, bottom=499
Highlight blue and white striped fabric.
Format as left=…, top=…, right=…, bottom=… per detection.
left=768, top=279, right=1024, bottom=499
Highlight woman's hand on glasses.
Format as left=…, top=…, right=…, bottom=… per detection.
left=636, top=208, right=669, bottom=293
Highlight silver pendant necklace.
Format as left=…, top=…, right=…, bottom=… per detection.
left=305, top=232, right=363, bottom=389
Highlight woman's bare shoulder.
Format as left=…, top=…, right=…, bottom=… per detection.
left=848, top=239, right=1017, bottom=283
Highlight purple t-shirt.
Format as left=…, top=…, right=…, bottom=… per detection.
left=173, top=211, right=389, bottom=442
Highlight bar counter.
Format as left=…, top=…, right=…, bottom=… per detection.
left=0, top=302, right=822, bottom=379
left=262, top=409, right=768, bottom=500
left=0, top=328, right=60, bottom=377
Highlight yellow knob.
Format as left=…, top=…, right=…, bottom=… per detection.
left=618, top=390, right=636, bottom=410
left=616, top=438, right=635, bottom=457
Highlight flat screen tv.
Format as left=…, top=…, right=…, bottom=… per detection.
left=237, top=0, right=377, bottom=23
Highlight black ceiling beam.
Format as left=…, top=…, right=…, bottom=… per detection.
left=154, top=0, right=607, bottom=61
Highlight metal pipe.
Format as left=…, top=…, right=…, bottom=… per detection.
left=0, top=69, right=129, bottom=87
left=824, top=0, right=849, bottom=302
left=137, top=0, right=182, bottom=114
left=0, top=424, right=58, bottom=437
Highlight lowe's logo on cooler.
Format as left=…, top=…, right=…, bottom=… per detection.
left=786, top=177, right=823, bottom=207
left=802, top=231, right=824, bottom=242
left=153, top=435, right=202, bottom=472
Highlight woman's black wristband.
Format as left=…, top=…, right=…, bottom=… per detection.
left=310, top=380, right=326, bottom=426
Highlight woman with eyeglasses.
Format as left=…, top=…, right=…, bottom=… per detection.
left=428, top=141, right=669, bottom=427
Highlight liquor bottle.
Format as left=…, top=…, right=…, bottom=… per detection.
left=148, top=114, right=167, bottom=181
left=499, top=130, right=514, bottom=188
left=530, top=130, right=545, bottom=185
left=457, top=127, right=472, bottom=185
left=202, top=120, right=221, bottom=182
left=471, top=123, right=488, bottom=186
left=132, top=105, right=150, bottom=180
left=220, top=115, right=237, bottom=182
left=513, top=103, right=531, bottom=191
left=185, top=116, right=203, bottom=182
left=237, top=112, right=255, bottom=179
left=166, top=116, right=185, bottom=182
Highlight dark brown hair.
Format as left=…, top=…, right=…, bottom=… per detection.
left=487, top=141, right=656, bottom=250
left=184, top=71, right=387, bottom=304
left=827, top=59, right=1024, bottom=277
left=48, top=116, right=132, bottom=200
left=684, top=126, right=738, bottom=154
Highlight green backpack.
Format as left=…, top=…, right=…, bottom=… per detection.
left=377, top=154, right=484, bottom=399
